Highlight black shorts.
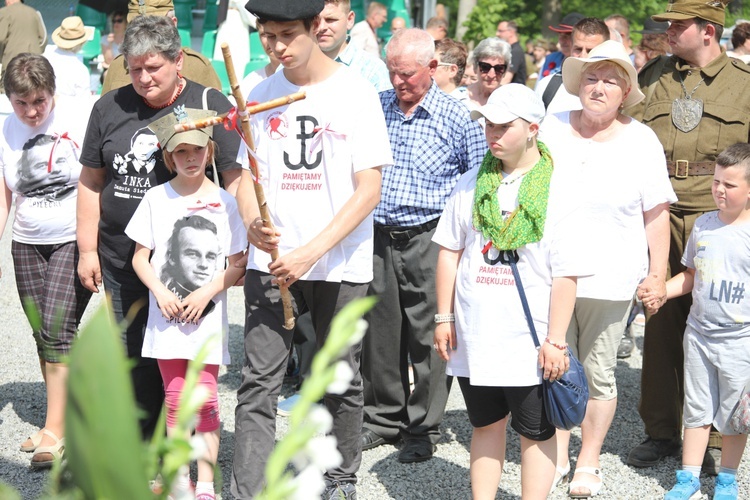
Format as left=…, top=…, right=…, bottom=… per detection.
left=457, top=377, right=555, bottom=441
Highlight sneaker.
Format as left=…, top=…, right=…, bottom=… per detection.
left=627, top=437, right=682, bottom=467
left=277, top=393, right=301, bottom=417
left=322, top=480, right=357, bottom=500
left=665, top=470, right=701, bottom=499
left=713, top=473, right=738, bottom=500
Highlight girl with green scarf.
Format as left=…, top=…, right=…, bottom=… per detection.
left=431, top=84, right=590, bottom=499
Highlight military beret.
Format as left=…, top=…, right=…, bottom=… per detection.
left=652, top=0, right=731, bottom=27
left=244, top=0, right=324, bottom=22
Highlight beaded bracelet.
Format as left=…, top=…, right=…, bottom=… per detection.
left=545, top=337, right=568, bottom=350
left=434, top=313, right=455, bottom=324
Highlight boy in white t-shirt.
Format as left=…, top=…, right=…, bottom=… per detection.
left=644, top=143, right=750, bottom=500
left=231, top=1, right=394, bottom=499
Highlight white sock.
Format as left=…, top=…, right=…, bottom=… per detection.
left=195, top=481, right=215, bottom=496
left=719, top=466, right=737, bottom=477
left=683, top=465, right=701, bottom=478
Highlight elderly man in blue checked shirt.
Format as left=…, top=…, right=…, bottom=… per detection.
left=361, top=27, right=486, bottom=463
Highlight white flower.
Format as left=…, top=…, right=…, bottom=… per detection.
left=305, top=436, right=342, bottom=470
left=189, top=434, right=208, bottom=460
left=307, top=405, right=334, bottom=434
left=289, top=465, right=326, bottom=500
left=347, top=319, right=368, bottom=347
left=326, top=362, right=353, bottom=395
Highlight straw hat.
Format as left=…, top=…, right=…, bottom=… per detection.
left=52, top=16, right=94, bottom=50
left=561, top=40, right=645, bottom=108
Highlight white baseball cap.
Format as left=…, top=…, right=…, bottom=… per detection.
left=470, top=83, right=545, bottom=125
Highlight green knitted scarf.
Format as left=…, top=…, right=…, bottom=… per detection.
left=472, top=141, right=554, bottom=251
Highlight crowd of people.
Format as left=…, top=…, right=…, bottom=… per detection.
left=1, top=0, right=750, bottom=499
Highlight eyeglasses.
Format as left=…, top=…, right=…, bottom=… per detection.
left=437, top=62, right=455, bottom=68
left=113, top=18, right=125, bottom=24
left=477, top=62, right=507, bottom=75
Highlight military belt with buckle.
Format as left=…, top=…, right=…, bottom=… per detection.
left=666, top=160, right=715, bottom=179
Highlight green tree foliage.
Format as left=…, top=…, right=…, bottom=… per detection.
left=460, top=0, right=676, bottom=46
left=462, top=0, right=540, bottom=46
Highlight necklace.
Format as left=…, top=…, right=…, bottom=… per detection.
left=672, top=71, right=705, bottom=133
left=142, top=78, right=184, bottom=109
left=500, top=170, right=527, bottom=185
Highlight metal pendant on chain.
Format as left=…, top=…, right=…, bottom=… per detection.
left=672, top=71, right=705, bottom=133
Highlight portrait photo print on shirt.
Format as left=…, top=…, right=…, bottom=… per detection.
left=160, top=215, right=220, bottom=319
left=17, top=133, right=76, bottom=202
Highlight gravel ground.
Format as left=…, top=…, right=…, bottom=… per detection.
left=0, top=208, right=748, bottom=499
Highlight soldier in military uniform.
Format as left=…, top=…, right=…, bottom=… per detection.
left=101, top=0, right=221, bottom=95
left=624, top=0, right=750, bottom=471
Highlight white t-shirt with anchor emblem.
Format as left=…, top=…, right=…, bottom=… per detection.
left=246, top=65, right=393, bottom=283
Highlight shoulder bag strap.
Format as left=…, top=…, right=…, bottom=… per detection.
left=501, top=250, right=541, bottom=348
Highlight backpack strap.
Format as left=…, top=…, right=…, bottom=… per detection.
left=542, top=73, right=563, bottom=111
left=202, top=86, right=220, bottom=186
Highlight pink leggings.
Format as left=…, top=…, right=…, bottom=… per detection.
left=158, top=359, right=220, bottom=433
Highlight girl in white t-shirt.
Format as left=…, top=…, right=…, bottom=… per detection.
left=126, top=108, right=246, bottom=500
left=433, top=84, right=590, bottom=499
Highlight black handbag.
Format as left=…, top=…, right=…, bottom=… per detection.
left=501, top=250, right=589, bottom=430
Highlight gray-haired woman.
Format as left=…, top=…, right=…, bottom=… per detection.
left=467, top=37, right=512, bottom=108
left=76, top=14, right=243, bottom=439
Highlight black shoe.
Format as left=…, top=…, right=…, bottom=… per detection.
left=360, top=428, right=399, bottom=451
left=397, top=439, right=436, bottom=463
left=626, top=437, right=682, bottom=467
left=322, top=480, right=357, bottom=500
left=702, top=447, right=721, bottom=476
left=617, top=330, right=634, bottom=359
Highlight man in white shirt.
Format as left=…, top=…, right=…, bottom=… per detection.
left=349, top=1, right=386, bottom=57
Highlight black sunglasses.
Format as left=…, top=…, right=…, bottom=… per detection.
left=113, top=18, right=125, bottom=23
left=477, top=62, right=507, bottom=75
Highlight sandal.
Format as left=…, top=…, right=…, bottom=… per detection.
left=30, top=429, right=65, bottom=469
left=19, top=429, right=44, bottom=453
left=550, top=462, right=571, bottom=494
left=569, top=466, right=603, bottom=498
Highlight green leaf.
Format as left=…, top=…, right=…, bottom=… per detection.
left=65, top=302, right=152, bottom=498
left=0, top=483, right=21, bottom=500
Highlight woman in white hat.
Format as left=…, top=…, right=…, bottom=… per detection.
left=43, top=16, right=93, bottom=99
left=540, top=40, right=677, bottom=497
left=433, top=83, right=592, bottom=499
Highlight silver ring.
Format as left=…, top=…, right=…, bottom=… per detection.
left=553, top=365, right=559, bottom=370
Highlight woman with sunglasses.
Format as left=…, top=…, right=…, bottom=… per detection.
left=101, top=10, right=127, bottom=74
left=467, top=37, right=511, bottom=109
left=0, top=53, right=93, bottom=468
